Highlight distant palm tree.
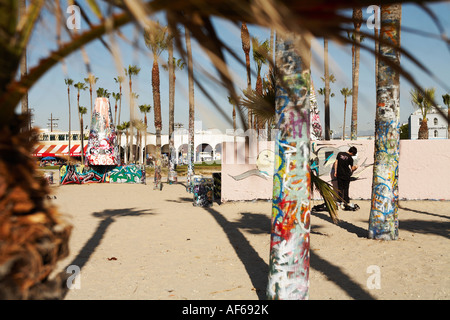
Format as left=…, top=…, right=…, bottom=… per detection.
left=116, top=123, right=124, bottom=163
left=340, top=87, right=352, bottom=140
left=139, top=104, right=151, bottom=165
left=144, top=21, right=168, bottom=189
left=186, top=27, right=195, bottom=192
left=351, top=8, right=363, bottom=140
left=78, top=106, right=87, bottom=164
left=114, top=76, right=124, bottom=125
left=74, top=81, right=87, bottom=127
left=241, top=22, right=252, bottom=129
left=96, top=87, right=110, bottom=99
left=125, top=65, right=141, bottom=162
left=410, top=87, right=436, bottom=139
left=163, top=55, right=185, bottom=183
left=323, top=38, right=331, bottom=140
left=64, top=78, right=74, bottom=163
left=121, top=121, right=130, bottom=164
left=84, top=75, right=98, bottom=118
left=252, top=36, right=269, bottom=131
left=112, top=92, right=121, bottom=125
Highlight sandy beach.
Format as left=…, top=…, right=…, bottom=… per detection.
left=47, top=176, right=449, bottom=300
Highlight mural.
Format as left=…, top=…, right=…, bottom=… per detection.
left=85, top=98, right=120, bottom=166
left=60, top=165, right=145, bottom=185
left=192, top=177, right=214, bottom=207
left=229, top=149, right=275, bottom=181
left=60, top=165, right=109, bottom=185
left=309, top=81, right=323, bottom=141
left=108, top=165, right=146, bottom=184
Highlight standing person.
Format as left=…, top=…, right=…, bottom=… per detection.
left=334, top=146, right=359, bottom=210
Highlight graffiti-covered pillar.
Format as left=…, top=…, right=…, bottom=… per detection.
left=368, top=5, right=402, bottom=240
left=267, top=32, right=311, bottom=300
left=85, top=97, right=120, bottom=166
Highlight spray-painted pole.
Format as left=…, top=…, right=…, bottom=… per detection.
left=368, top=4, right=402, bottom=240
left=267, top=32, right=311, bottom=300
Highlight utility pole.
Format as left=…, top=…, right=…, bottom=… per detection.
left=47, top=113, right=59, bottom=132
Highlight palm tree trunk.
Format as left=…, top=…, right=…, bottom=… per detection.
left=80, top=116, right=84, bottom=164
left=168, top=37, right=177, bottom=183
left=241, top=22, right=252, bottom=130
left=343, top=98, right=347, bottom=140
left=20, top=0, right=28, bottom=130
left=67, top=87, right=71, bottom=164
left=153, top=59, right=162, bottom=189
left=118, top=84, right=122, bottom=126
left=267, top=32, right=311, bottom=300
left=351, top=8, right=362, bottom=140
left=368, top=4, right=402, bottom=241
left=186, top=27, right=195, bottom=192
left=129, top=77, right=135, bottom=163
left=324, top=38, right=331, bottom=140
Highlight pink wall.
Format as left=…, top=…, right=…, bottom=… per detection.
left=221, top=139, right=450, bottom=201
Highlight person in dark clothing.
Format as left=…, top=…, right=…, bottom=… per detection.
left=333, top=146, right=358, bottom=210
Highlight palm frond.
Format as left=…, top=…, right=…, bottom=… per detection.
left=311, top=171, right=340, bottom=224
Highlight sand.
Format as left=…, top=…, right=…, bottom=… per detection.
left=47, top=177, right=449, bottom=300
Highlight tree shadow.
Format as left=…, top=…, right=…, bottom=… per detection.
left=59, top=207, right=154, bottom=299
left=310, top=250, right=376, bottom=300
left=203, top=207, right=269, bottom=300
left=400, top=219, right=450, bottom=239
left=312, top=211, right=368, bottom=238
left=399, top=204, right=450, bottom=220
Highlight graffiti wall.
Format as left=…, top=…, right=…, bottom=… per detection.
left=221, top=139, right=450, bottom=201
left=60, top=165, right=145, bottom=185
left=85, top=98, right=120, bottom=166
left=108, top=165, right=145, bottom=184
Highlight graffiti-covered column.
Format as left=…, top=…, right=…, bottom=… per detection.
left=369, top=5, right=402, bottom=240
left=267, top=33, right=311, bottom=300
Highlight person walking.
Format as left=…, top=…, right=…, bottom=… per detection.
left=333, top=146, right=359, bottom=211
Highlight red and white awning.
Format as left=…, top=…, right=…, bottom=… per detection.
left=32, top=144, right=88, bottom=158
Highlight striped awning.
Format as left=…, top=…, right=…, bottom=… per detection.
left=32, top=144, right=88, bottom=157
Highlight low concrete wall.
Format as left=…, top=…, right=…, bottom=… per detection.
left=221, top=139, right=450, bottom=201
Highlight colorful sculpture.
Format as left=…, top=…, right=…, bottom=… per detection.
left=85, top=98, right=120, bottom=166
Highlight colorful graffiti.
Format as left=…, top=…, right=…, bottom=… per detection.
left=229, top=149, right=275, bottom=181
left=60, top=165, right=145, bottom=185
left=309, top=81, right=323, bottom=140
left=192, top=177, right=214, bottom=207
left=108, top=165, right=146, bottom=184
left=368, top=5, right=401, bottom=241
left=267, top=34, right=311, bottom=300
left=60, top=165, right=108, bottom=184
left=85, top=98, right=120, bottom=166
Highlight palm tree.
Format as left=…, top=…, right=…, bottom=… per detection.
left=96, top=87, right=110, bottom=99
left=241, top=22, right=252, bottom=129
left=323, top=38, right=331, bottom=140
left=252, top=36, right=270, bottom=132
left=125, top=65, right=141, bottom=163
left=185, top=26, right=195, bottom=192
left=351, top=8, right=363, bottom=140
left=19, top=0, right=28, bottom=129
left=112, top=92, right=121, bottom=125
left=64, top=78, right=74, bottom=163
left=116, top=123, right=125, bottom=163
left=121, top=121, right=130, bottom=164
left=267, top=32, right=312, bottom=300
left=78, top=106, right=87, bottom=164
left=114, top=76, right=124, bottom=125
left=340, top=87, right=352, bottom=140
left=369, top=4, right=402, bottom=241
left=139, top=104, right=151, bottom=165
left=144, top=21, right=168, bottom=189
left=443, top=93, right=450, bottom=138
left=74, top=81, right=87, bottom=128
left=410, top=87, right=436, bottom=139
left=84, top=75, right=98, bottom=118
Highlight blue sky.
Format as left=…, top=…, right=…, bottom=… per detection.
left=26, top=2, right=450, bottom=136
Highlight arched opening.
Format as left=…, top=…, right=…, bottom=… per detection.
left=178, top=144, right=188, bottom=165
left=214, top=143, right=222, bottom=162
left=196, top=143, right=213, bottom=162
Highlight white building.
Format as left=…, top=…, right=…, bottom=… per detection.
left=408, top=106, right=448, bottom=140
